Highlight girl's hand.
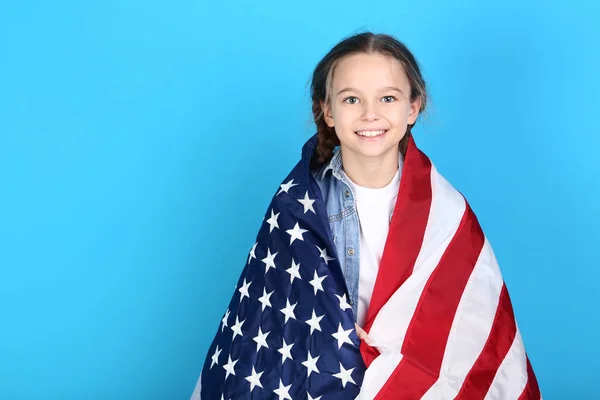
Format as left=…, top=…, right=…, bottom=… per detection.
left=355, top=323, right=374, bottom=345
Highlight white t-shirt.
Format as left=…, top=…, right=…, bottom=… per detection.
left=342, top=168, right=401, bottom=328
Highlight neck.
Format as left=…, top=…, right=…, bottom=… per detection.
left=340, top=146, right=400, bottom=188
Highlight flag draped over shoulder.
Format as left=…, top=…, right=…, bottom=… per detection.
left=191, top=133, right=541, bottom=400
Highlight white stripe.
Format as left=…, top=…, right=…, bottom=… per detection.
left=421, top=238, right=504, bottom=399
left=484, top=329, right=528, bottom=400
left=190, top=369, right=202, bottom=400
left=357, top=351, right=404, bottom=400
left=358, top=165, right=466, bottom=399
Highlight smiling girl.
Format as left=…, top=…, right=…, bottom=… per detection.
left=192, top=31, right=541, bottom=400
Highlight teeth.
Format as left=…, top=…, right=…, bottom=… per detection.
left=356, top=130, right=386, bottom=137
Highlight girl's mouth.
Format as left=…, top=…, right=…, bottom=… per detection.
left=355, top=129, right=388, bottom=140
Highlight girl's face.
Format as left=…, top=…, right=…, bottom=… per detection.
left=322, top=52, right=421, bottom=163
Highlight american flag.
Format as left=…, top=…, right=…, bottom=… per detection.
left=192, top=134, right=541, bottom=399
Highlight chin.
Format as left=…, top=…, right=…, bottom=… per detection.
left=350, top=143, right=397, bottom=159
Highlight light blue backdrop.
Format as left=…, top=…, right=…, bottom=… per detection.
left=1, top=0, right=598, bottom=398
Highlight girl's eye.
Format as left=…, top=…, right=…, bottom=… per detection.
left=343, top=97, right=358, bottom=104
left=382, top=96, right=396, bottom=103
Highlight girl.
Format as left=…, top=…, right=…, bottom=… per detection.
left=192, top=31, right=541, bottom=399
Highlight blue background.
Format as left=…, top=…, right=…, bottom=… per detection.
left=1, top=0, right=598, bottom=398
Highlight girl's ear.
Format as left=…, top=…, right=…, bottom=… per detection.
left=321, top=101, right=335, bottom=128
left=407, top=96, right=422, bottom=125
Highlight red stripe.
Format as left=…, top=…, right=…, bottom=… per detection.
left=374, top=203, right=485, bottom=400
left=455, top=284, right=516, bottom=399
left=360, top=135, right=433, bottom=367
left=517, top=357, right=542, bottom=400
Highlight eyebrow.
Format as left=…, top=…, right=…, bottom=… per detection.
left=336, top=86, right=405, bottom=96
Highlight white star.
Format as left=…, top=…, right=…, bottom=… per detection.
left=221, top=309, right=230, bottom=332
left=280, top=299, right=297, bottom=323
left=305, top=310, right=324, bottom=334
left=261, top=248, right=278, bottom=274
left=278, top=339, right=294, bottom=364
left=258, top=287, right=274, bottom=311
left=308, top=394, right=322, bottom=400
left=273, top=379, right=293, bottom=400
left=316, top=245, right=335, bottom=264
left=238, top=278, right=251, bottom=302
left=332, top=323, right=354, bottom=349
left=297, top=190, right=316, bottom=214
left=286, top=222, right=308, bottom=245
left=222, top=355, right=238, bottom=379
left=231, top=316, right=245, bottom=341
left=247, top=242, right=258, bottom=264
left=309, top=270, right=327, bottom=295
left=277, top=179, right=298, bottom=195
left=266, top=209, right=280, bottom=232
left=332, top=362, right=356, bottom=388
left=210, top=345, right=222, bottom=368
left=253, top=327, right=270, bottom=352
left=245, top=366, right=264, bottom=392
left=286, top=259, right=302, bottom=284
left=301, top=351, right=320, bottom=377
left=335, top=294, right=352, bottom=311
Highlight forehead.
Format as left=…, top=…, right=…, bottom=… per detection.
left=332, top=52, right=409, bottom=90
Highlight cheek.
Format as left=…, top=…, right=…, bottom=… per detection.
left=385, top=109, right=409, bottom=125
left=333, top=110, right=357, bottom=128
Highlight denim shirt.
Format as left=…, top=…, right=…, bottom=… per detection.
left=310, top=146, right=404, bottom=322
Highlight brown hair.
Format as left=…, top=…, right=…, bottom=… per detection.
left=309, top=31, right=428, bottom=170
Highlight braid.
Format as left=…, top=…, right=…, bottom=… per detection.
left=399, top=125, right=413, bottom=157
left=309, top=101, right=340, bottom=170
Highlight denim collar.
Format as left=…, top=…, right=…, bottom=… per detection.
left=320, top=147, right=344, bottom=181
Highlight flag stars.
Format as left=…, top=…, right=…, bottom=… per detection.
left=248, top=242, right=257, bottom=264
left=266, top=209, right=280, bottom=232
left=221, top=309, right=230, bottom=332
left=231, top=316, right=245, bottom=341
left=305, top=310, right=324, bottom=334
left=280, top=299, right=297, bottom=324
left=273, top=379, right=293, bottom=400
left=332, top=362, right=356, bottom=388
left=238, top=278, right=251, bottom=302
left=301, top=351, right=320, bottom=377
left=285, top=259, right=302, bottom=284
left=278, top=339, right=294, bottom=364
left=210, top=345, right=222, bottom=369
left=286, top=222, right=308, bottom=245
left=258, top=288, right=274, bottom=311
left=297, top=190, right=316, bottom=214
left=245, top=366, right=264, bottom=392
left=261, top=248, right=278, bottom=274
left=222, top=355, right=238, bottom=379
left=316, top=245, right=335, bottom=264
left=308, top=394, right=322, bottom=400
left=332, top=323, right=354, bottom=349
left=253, top=327, right=270, bottom=352
left=335, top=294, right=352, bottom=311
left=309, top=270, right=327, bottom=295
left=277, top=179, right=298, bottom=195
